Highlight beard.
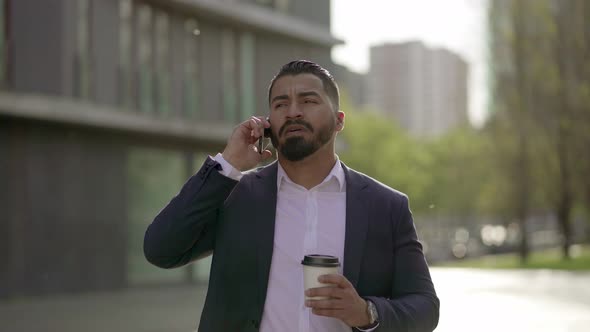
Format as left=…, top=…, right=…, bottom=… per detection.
left=270, top=118, right=335, bottom=162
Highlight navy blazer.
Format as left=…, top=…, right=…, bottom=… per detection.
left=144, top=157, right=439, bottom=332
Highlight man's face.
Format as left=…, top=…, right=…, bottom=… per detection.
left=268, top=74, right=342, bottom=162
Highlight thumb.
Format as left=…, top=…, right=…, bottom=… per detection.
left=260, top=149, right=273, bottom=161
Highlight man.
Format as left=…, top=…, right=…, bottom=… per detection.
left=144, top=60, right=439, bottom=332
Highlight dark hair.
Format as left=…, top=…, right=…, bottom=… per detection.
left=267, top=60, right=340, bottom=110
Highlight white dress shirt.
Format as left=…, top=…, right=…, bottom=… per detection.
left=213, top=153, right=350, bottom=332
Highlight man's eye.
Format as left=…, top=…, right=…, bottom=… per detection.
left=275, top=103, right=287, bottom=109
left=304, top=100, right=318, bottom=104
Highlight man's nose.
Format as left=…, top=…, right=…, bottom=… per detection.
left=286, top=103, right=303, bottom=118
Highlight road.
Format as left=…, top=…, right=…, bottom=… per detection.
left=1, top=268, right=589, bottom=331
left=431, top=268, right=590, bottom=332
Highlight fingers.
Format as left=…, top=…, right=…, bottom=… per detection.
left=222, top=116, right=271, bottom=171
left=304, top=274, right=368, bottom=327
left=260, top=149, right=273, bottom=161
left=248, top=117, right=262, bottom=138
left=305, top=285, right=345, bottom=299
left=318, top=274, right=352, bottom=289
left=304, top=292, right=346, bottom=320
left=311, top=308, right=343, bottom=318
left=246, top=116, right=269, bottom=139
left=305, top=298, right=346, bottom=310
left=247, top=144, right=273, bottom=163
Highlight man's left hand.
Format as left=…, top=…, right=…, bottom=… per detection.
left=305, top=274, right=371, bottom=327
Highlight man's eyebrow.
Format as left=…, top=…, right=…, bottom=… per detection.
left=270, top=91, right=322, bottom=105
left=270, top=94, right=289, bottom=105
left=298, top=91, right=321, bottom=99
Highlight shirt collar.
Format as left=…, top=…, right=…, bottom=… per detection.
left=277, top=157, right=346, bottom=192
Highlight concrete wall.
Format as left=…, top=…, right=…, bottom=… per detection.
left=0, top=119, right=127, bottom=297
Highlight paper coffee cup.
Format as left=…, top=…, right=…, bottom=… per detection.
left=301, top=254, right=340, bottom=300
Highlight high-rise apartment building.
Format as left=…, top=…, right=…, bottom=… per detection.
left=367, top=41, right=468, bottom=137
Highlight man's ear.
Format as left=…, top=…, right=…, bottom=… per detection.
left=336, top=111, right=345, bottom=131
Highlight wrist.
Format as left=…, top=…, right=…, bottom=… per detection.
left=363, top=300, right=372, bottom=326
left=356, top=300, right=379, bottom=330
left=221, top=151, right=245, bottom=171
left=354, top=301, right=372, bottom=328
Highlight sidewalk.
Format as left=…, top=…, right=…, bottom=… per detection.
left=3, top=268, right=590, bottom=332
left=0, top=284, right=208, bottom=332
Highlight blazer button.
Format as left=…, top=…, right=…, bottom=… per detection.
left=251, top=319, right=260, bottom=329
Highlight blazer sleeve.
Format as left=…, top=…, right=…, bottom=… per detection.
left=143, top=157, right=238, bottom=269
left=364, top=195, right=440, bottom=332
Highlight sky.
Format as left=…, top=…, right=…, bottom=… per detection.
left=330, top=0, right=489, bottom=127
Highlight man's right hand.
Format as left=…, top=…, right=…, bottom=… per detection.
left=222, top=116, right=273, bottom=171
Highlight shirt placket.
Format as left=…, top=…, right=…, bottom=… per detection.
left=300, top=190, right=319, bottom=332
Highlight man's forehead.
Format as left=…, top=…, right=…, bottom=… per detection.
left=270, top=74, right=325, bottom=96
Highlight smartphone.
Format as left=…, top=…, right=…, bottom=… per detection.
left=259, top=118, right=271, bottom=154
left=264, top=124, right=271, bottom=138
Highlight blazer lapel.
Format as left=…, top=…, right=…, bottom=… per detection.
left=342, top=163, right=369, bottom=288
left=253, top=161, right=279, bottom=310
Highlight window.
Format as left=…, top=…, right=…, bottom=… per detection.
left=137, top=4, right=153, bottom=113
left=0, top=0, right=5, bottom=87
left=275, top=0, right=289, bottom=12
left=154, top=10, right=170, bottom=116
left=255, top=0, right=274, bottom=7
left=127, top=148, right=189, bottom=284
left=239, top=32, right=255, bottom=121
left=127, top=148, right=213, bottom=284
left=221, top=28, right=237, bottom=122
left=184, top=18, right=199, bottom=118
left=118, top=0, right=133, bottom=108
left=255, top=0, right=289, bottom=12
left=75, top=0, right=92, bottom=99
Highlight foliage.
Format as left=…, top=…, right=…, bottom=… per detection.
left=339, top=97, right=493, bottom=217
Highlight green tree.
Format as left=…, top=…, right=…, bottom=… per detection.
left=339, top=109, right=433, bottom=214
left=339, top=97, right=492, bottom=220
left=488, top=0, right=590, bottom=259
left=427, top=127, right=491, bottom=218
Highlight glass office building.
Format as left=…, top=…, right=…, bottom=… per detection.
left=0, top=0, right=341, bottom=297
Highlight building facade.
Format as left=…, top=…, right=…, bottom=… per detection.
left=332, top=63, right=366, bottom=107
left=367, top=41, right=469, bottom=137
left=0, top=0, right=341, bottom=298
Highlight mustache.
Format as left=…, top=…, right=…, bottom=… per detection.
left=278, top=119, right=314, bottom=137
